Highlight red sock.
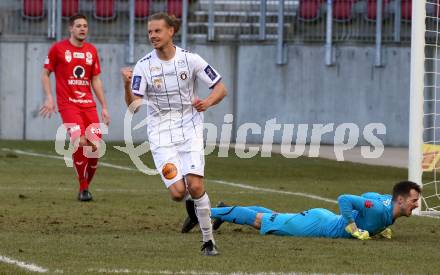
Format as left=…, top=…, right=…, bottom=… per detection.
left=87, top=157, right=98, bottom=184
left=72, top=147, right=89, bottom=191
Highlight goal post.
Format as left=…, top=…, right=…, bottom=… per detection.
left=408, top=0, right=425, bottom=214
left=409, top=0, right=440, bottom=216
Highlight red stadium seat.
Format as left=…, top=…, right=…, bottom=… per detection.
left=401, top=0, right=411, bottom=21
left=94, top=0, right=116, bottom=20
left=365, top=0, right=390, bottom=21
left=167, top=0, right=182, bottom=18
left=298, top=0, right=321, bottom=21
left=135, top=0, right=150, bottom=20
left=62, top=0, right=79, bottom=18
left=22, top=0, right=44, bottom=19
left=333, top=0, right=355, bottom=22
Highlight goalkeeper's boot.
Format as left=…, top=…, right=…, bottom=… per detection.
left=181, top=200, right=199, bottom=233
left=201, top=240, right=219, bottom=256
left=78, top=189, right=93, bottom=202
left=212, top=201, right=229, bottom=230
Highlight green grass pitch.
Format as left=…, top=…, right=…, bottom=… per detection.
left=0, top=140, right=439, bottom=274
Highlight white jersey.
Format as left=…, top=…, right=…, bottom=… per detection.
left=131, top=46, right=222, bottom=148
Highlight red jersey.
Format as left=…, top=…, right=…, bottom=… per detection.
left=44, top=39, right=101, bottom=111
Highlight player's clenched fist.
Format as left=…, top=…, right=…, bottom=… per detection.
left=345, top=222, right=371, bottom=240
left=120, top=67, right=133, bottom=85
left=192, top=98, right=210, bottom=112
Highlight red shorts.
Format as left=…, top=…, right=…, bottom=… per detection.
left=59, top=108, right=102, bottom=142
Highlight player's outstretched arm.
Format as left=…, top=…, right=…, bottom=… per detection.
left=39, top=68, right=56, bottom=118
left=192, top=82, right=227, bottom=112
left=91, top=75, right=110, bottom=125
left=120, top=67, right=143, bottom=113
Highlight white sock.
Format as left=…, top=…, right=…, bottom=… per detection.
left=194, top=192, right=214, bottom=243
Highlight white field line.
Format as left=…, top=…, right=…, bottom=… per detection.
left=88, top=269, right=315, bottom=275
left=2, top=148, right=336, bottom=204
left=0, top=255, right=48, bottom=273
left=1, top=148, right=136, bottom=171
left=209, top=179, right=337, bottom=204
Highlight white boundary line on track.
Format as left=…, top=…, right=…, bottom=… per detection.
left=0, top=255, right=48, bottom=273
left=2, top=148, right=337, bottom=204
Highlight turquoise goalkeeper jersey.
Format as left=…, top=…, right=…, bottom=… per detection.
left=259, top=192, right=394, bottom=238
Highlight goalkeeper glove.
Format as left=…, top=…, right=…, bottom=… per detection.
left=345, top=222, right=371, bottom=240
left=378, top=227, right=392, bottom=239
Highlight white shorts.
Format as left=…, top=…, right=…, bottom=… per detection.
left=151, top=137, right=205, bottom=188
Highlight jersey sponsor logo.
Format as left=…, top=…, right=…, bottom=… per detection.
left=44, top=56, right=49, bottom=65
left=74, top=91, right=86, bottom=98
left=269, top=213, right=278, bottom=222
left=364, top=200, right=374, bottom=208
left=382, top=198, right=391, bottom=207
left=179, top=71, right=188, bottom=81
left=132, top=75, right=142, bottom=90
left=86, top=51, right=93, bottom=65
left=162, top=163, right=177, bottom=180
left=153, top=77, right=163, bottom=89
left=68, top=97, right=93, bottom=104
left=204, top=65, right=217, bottom=81
left=73, top=52, right=85, bottom=59
left=65, top=50, right=72, bottom=63
left=150, top=66, right=161, bottom=72
left=73, top=65, right=86, bottom=78
left=68, top=79, right=90, bottom=86
left=177, top=60, right=186, bottom=68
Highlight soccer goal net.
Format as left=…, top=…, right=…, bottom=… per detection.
left=409, top=0, right=440, bottom=216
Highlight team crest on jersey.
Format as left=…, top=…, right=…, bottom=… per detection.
left=179, top=71, right=188, bottom=81
left=364, top=200, right=374, bottom=208
left=177, top=60, right=186, bottom=68
left=153, top=77, right=163, bottom=89
left=65, top=50, right=72, bottom=63
left=86, top=51, right=93, bottom=65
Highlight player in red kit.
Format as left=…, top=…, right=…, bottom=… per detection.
left=40, top=14, right=110, bottom=201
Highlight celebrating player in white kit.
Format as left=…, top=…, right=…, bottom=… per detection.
left=120, top=12, right=227, bottom=256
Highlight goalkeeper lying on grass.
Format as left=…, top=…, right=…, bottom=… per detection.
left=204, top=181, right=420, bottom=240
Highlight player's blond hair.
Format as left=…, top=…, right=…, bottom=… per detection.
left=148, top=12, right=181, bottom=36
